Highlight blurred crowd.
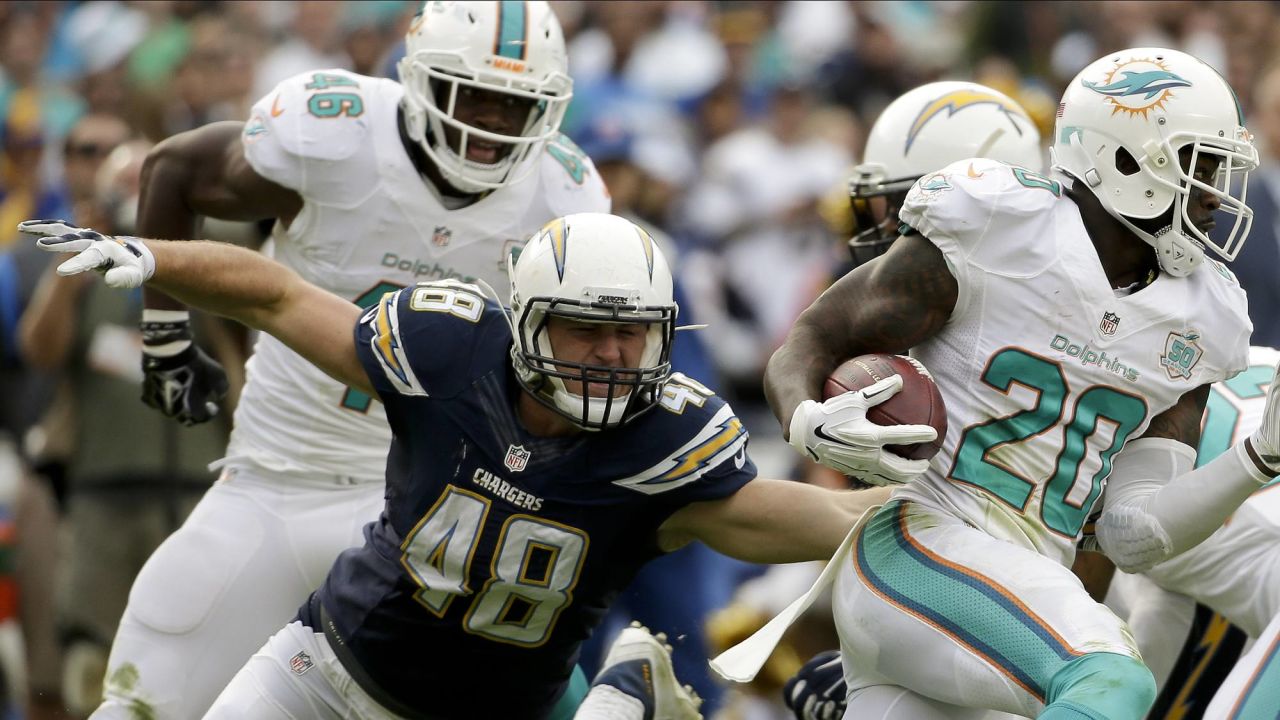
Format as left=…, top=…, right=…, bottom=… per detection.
left=2, top=2, right=1280, bottom=719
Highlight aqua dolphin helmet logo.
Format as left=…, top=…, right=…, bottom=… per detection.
left=1085, top=71, right=1191, bottom=99
left=1083, top=57, right=1192, bottom=119
left=905, top=89, right=1029, bottom=155
left=920, top=174, right=953, bottom=192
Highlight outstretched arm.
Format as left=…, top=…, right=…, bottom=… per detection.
left=657, top=480, right=892, bottom=563
left=1097, top=377, right=1280, bottom=572
left=22, top=223, right=370, bottom=396
left=147, top=240, right=367, bottom=392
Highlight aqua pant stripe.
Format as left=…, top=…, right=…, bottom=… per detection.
left=1228, top=631, right=1280, bottom=719
left=495, top=1, right=527, bottom=59
left=855, top=501, right=1080, bottom=701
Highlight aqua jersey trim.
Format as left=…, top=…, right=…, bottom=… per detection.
left=1228, top=632, right=1280, bottom=719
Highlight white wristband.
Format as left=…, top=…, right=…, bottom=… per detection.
left=142, top=309, right=190, bottom=324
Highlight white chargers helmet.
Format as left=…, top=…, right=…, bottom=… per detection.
left=1052, top=47, right=1258, bottom=277
left=849, top=81, right=1042, bottom=264
left=398, top=1, right=572, bottom=193
left=507, top=213, right=677, bottom=430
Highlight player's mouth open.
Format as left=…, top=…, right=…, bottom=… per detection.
left=467, top=140, right=504, bottom=164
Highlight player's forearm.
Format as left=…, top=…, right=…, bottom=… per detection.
left=1147, top=442, right=1271, bottom=554
left=733, top=484, right=890, bottom=563
left=1099, top=438, right=1271, bottom=572
left=138, top=139, right=205, bottom=311
left=679, top=480, right=890, bottom=564
left=145, top=239, right=294, bottom=330
left=17, top=266, right=89, bottom=369
left=143, top=238, right=370, bottom=394
left=764, top=323, right=838, bottom=439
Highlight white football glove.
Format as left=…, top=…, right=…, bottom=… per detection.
left=1249, top=362, right=1280, bottom=476
left=788, top=374, right=938, bottom=486
left=19, top=219, right=155, bottom=289
left=1092, top=502, right=1173, bottom=574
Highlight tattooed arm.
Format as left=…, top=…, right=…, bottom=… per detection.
left=764, top=231, right=958, bottom=437
left=1140, top=383, right=1210, bottom=446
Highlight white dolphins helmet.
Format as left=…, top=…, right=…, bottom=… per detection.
left=1052, top=47, right=1258, bottom=277
left=398, top=1, right=572, bottom=194
left=507, top=213, right=677, bottom=430
left=849, top=81, right=1042, bottom=264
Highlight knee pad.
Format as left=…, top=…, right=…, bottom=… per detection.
left=1046, top=652, right=1156, bottom=720
left=126, top=510, right=264, bottom=635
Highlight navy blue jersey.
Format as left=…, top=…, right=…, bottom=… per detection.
left=315, top=280, right=756, bottom=718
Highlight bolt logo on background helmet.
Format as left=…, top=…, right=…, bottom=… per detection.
left=849, top=81, right=1042, bottom=265
left=1052, top=47, right=1258, bottom=277
left=506, top=213, right=677, bottom=430
left=398, top=1, right=572, bottom=194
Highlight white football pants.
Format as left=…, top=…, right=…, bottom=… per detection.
left=203, top=620, right=405, bottom=720
left=89, top=465, right=384, bottom=719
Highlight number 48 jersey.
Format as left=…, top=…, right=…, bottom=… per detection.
left=894, top=158, right=1251, bottom=567
left=227, top=68, right=609, bottom=481
left=316, top=282, right=756, bottom=717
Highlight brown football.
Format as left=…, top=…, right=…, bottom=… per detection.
left=823, top=354, right=947, bottom=461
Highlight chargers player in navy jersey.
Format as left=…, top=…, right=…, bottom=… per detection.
left=103, top=3, right=613, bottom=716
left=22, top=213, right=909, bottom=719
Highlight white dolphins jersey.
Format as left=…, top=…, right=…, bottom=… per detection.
left=893, top=158, right=1251, bottom=567
left=226, top=69, right=610, bottom=481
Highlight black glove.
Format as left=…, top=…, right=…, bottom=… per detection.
left=140, top=312, right=228, bottom=426
left=783, top=650, right=847, bottom=720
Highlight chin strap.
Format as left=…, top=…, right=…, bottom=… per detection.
left=1147, top=224, right=1204, bottom=277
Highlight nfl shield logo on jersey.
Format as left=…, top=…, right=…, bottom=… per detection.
left=1099, top=311, right=1120, bottom=336
left=504, top=444, right=531, bottom=472
left=432, top=225, right=452, bottom=247
left=290, top=651, right=313, bottom=675
left=1160, top=330, right=1203, bottom=380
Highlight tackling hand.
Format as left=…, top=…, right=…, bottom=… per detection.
left=783, top=650, right=847, bottom=720
left=19, top=220, right=155, bottom=288
left=788, top=374, right=937, bottom=486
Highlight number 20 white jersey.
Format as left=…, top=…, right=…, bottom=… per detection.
left=893, top=158, right=1252, bottom=567
left=227, top=69, right=610, bottom=481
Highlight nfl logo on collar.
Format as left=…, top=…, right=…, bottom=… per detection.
left=433, top=225, right=452, bottom=247
left=1100, top=311, right=1120, bottom=336
left=505, top=444, right=531, bottom=472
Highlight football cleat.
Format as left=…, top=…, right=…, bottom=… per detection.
left=590, top=621, right=702, bottom=720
